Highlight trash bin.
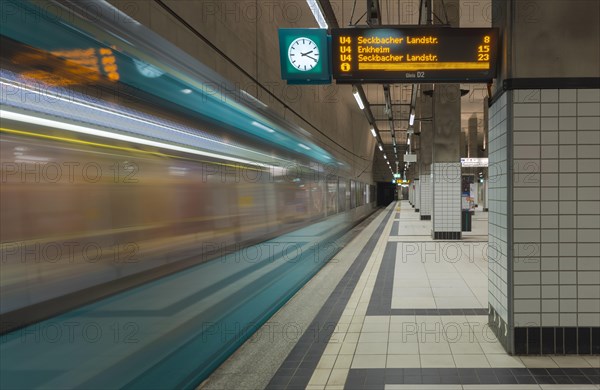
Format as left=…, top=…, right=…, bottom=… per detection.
left=461, top=210, right=472, bottom=232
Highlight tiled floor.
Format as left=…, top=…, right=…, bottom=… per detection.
left=254, top=201, right=600, bottom=390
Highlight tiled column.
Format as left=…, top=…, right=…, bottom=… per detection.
left=417, top=86, right=433, bottom=220
left=487, top=0, right=600, bottom=355
left=489, top=87, right=600, bottom=355
left=487, top=92, right=510, bottom=349
left=430, top=0, right=462, bottom=239
left=419, top=174, right=432, bottom=219
left=483, top=180, right=488, bottom=211
left=483, top=97, right=490, bottom=212
left=431, top=84, right=462, bottom=239
left=513, top=88, right=600, bottom=355
left=414, top=179, right=420, bottom=212
left=432, top=162, right=462, bottom=239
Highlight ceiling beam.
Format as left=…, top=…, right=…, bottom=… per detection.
left=366, top=0, right=382, bottom=25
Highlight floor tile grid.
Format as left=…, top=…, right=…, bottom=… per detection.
left=446, top=242, right=489, bottom=308
left=278, top=201, right=599, bottom=390
left=382, top=384, right=600, bottom=390
left=264, top=204, right=395, bottom=390
left=343, top=202, right=598, bottom=389
left=391, top=247, right=488, bottom=310
left=364, top=203, right=502, bottom=369
left=364, top=366, right=600, bottom=388
left=393, top=242, right=437, bottom=310
left=391, top=209, right=489, bottom=310
left=387, top=204, right=598, bottom=371
left=306, top=204, right=400, bottom=389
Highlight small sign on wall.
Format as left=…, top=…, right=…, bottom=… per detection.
left=461, top=157, right=488, bottom=167
left=404, top=154, right=417, bottom=163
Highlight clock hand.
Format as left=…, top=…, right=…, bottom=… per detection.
left=305, top=54, right=317, bottom=61
left=300, top=50, right=314, bottom=56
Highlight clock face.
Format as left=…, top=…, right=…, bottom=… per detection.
left=287, top=37, right=320, bottom=71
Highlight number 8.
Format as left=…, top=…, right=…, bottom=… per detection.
left=484, top=36, right=490, bottom=43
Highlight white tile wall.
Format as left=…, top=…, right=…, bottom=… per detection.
left=511, top=91, right=543, bottom=327
left=432, top=162, right=461, bottom=232
left=488, top=91, right=509, bottom=323
left=415, top=179, right=420, bottom=210
left=508, top=87, right=600, bottom=328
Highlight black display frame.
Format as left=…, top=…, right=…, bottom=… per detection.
left=331, top=27, right=499, bottom=83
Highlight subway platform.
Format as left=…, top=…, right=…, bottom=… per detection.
left=201, top=201, right=600, bottom=390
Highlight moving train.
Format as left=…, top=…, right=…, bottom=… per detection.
left=0, top=0, right=375, bottom=334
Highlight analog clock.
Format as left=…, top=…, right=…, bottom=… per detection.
left=287, top=37, right=320, bottom=72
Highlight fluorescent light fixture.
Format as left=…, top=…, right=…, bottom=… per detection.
left=352, top=86, right=365, bottom=110
left=306, top=0, right=328, bottom=28
left=298, top=143, right=311, bottom=150
left=0, top=109, right=264, bottom=167
left=252, top=121, right=275, bottom=133
left=370, top=127, right=377, bottom=137
left=409, top=111, right=415, bottom=126
left=407, top=137, right=411, bottom=145
left=384, top=154, right=387, bottom=159
left=181, top=88, right=193, bottom=94
left=378, top=144, right=383, bottom=151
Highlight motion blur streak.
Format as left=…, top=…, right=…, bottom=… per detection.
left=0, top=109, right=265, bottom=167
left=0, top=1, right=376, bottom=388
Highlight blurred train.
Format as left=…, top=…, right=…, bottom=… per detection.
left=0, top=0, right=376, bottom=331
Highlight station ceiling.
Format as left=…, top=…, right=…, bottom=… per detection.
left=317, top=0, right=490, bottom=179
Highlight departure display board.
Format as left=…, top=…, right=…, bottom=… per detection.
left=332, top=27, right=498, bottom=83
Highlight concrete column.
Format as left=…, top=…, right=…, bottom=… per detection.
left=482, top=97, right=489, bottom=212
left=429, top=0, right=462, bottom=239
left=460, top=129, right=467, bottom=157
left=482, top=97, right=489, bottom=159
left=418, top=86, right=433, bottom=220
left=406, top=163, right=418, bottom=207
left=487, top=0, right=600, bottom=355
left=468, top=115, right=478, bottom=158
left=482, top=179, right=488, bottom=211
left=431, top=84, right=462, bottom=240
left=414, top=179, right=420, bottom=212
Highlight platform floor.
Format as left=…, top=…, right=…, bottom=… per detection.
left=201, top=201, right=599, bottom=390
